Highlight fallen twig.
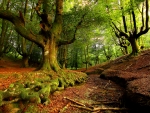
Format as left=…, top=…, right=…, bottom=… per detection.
left=97, top=107, right=127, bottom=111
left=92, top=101, right=120, bottom=105
left=70, top=104, right=127, bottom=112
left=103, top=80, right=111, bottom=89
left=125, top=63, right=133, bottom=70
left=64, top=97, right=85, bottom=107
left=70, top=104, right=96, bottom=112
left=64, top=97, right=127, bottom=112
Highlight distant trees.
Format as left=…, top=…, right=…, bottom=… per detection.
left=0, top=0, right=150, bottom=71
left=0, top=0, right=13, bottom=57
left=111, top=0, right=149, bottom=55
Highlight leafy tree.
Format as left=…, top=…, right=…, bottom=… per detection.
left=111, top=0, right=149, bottom=55
left=16, top=0, right=35, bottom=67
left=0, top=0, right=13, bottom=57
left=0, top=0, right=78, bottom=72
left=0, top=0, right=87, bottom=108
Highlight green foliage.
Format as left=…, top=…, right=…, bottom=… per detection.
left=0, top=91, right=3, bottom=106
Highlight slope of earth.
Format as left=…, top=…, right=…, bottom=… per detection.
left=84, top=49, right=150, bottom=113
left=0, top=57, right=128, bottom=113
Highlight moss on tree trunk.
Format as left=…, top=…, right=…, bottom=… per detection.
left=40, top=36, right=61, bottom=72
left=130, top=38, right=139, bottom=55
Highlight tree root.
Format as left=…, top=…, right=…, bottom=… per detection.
left=0, top=70, right=87, bottom=107
left=1, top=98, right=20, bottom=106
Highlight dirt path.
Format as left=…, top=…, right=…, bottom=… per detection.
left=37, top=74, right=126, bottom=113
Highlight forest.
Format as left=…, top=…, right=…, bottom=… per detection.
left=0, top=0, right=150, bottom=113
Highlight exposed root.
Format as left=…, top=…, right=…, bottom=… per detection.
left=0, top=70, right=87, bottom=112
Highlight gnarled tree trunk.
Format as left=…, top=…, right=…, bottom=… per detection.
left=0, top=0, right=76, bottom=72
left=41, top=38, right=60, bottom=71
left=112, top=0, right=149, bottom=55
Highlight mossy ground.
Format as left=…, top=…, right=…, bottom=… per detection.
left=2, top=50, right=150, bottom=113
left=0, top=69, right=87, bottom=113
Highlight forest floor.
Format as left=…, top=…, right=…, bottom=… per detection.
left=1, top=48, right=150, bottom=113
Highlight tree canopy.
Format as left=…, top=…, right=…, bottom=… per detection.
left=0, top=0, right=149, bottom=70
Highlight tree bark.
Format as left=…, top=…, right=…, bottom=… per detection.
left=0, top=20, right=7, bottom=56
left=22, top=54, right=29, bottom=67
left=40, top=38, right=60, bottom=71
left=0, top=0, right=75, bottom=72
left=129, top=38, right=139, bottom=55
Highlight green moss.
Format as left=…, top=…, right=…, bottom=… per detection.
left=39, top=83, right=51, bottom=104
left=0, top=91, right=3, bottom=106
left=0, top=70, right=87, bottom=108
left=50, top=78, right=59, bottom=93
left=35, top=76, right=50, bottom=83
left=20, top=89, right=41, bottom=104
left=20, top=89, right=29, bottom=99
left=25, top=104, right=38, bottom=112
left=28, top=94, right=41, bottom=104
left=58, top=78, right=65, bottom=88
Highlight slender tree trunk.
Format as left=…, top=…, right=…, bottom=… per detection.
left=62, top=45, right=67, bottom=69
left=22, top=41, right=34, bottom=67
left=22, top=38, right=29, bottom=67
left=0, top=20, right=7, bottom=56
left=22, top=54, right=29, bottom=67
left=21, top=0, right=34, bottom=68
left=58, top=45, right=67, bottom=69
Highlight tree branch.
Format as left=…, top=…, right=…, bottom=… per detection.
left=131, top=10, right=137, bottom=35
left=0, top=10, right=44, bottom=47
left=140, top=3, right=144, bottom=32
left=54, top=0, right=63, bottom=24
left=145, top=0, right=149, bottom=29
left=58, top=13, right=86, bottom=46
left=121, top=7, right=127, bottom=32
left=137, top=0, right=150, bottom=37
left=112, top=22, right=129, bottom=38
left=35, top=0, right=43, bottom=16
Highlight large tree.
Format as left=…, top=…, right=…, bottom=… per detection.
left=111, top=0, right=149, bottom=55
left=0, top=0, right=77, bottom=72
left=0, top=0, right=88, bottom=108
